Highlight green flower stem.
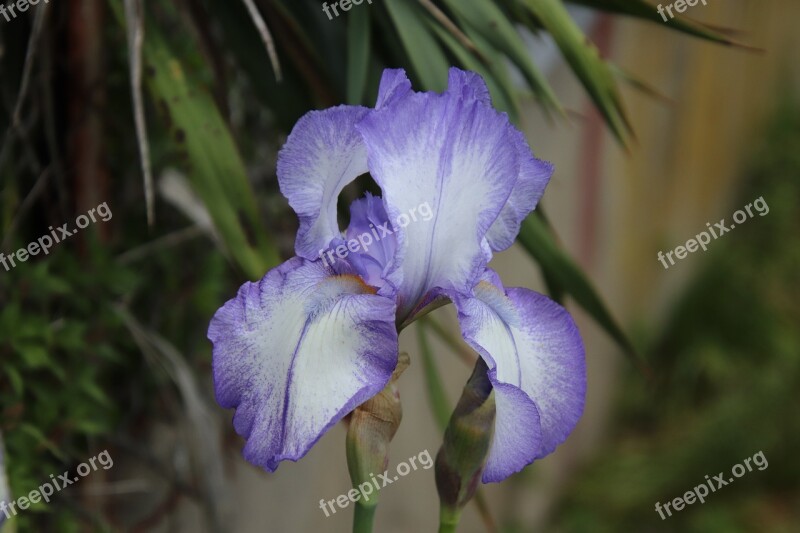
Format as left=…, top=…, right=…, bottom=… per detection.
left=438, top=506, right=461, bottom=533
left=353, top=501, right=377, bottom=533
left=417, top=320, right=452, bottom=429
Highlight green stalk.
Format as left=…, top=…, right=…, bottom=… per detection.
left=438, top=506, right=461, bottom=533
left=353, top=501, right=377, bottom=533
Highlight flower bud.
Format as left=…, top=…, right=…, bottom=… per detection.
left=435, top=358, right=495, bottom=527
left=346, top=353, right=410, bottom=508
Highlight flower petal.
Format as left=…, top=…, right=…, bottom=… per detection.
left=484, top=381, right=542, bottom=483
left=444, top=67, right=554, bottom=252
left=375, top=69, right=413, bottom=109
left=342, top=193, right=398, bottom=294
left=277, top=106, right=370, bottom=260
left=446, top=68, right=492, bottom=105
left=484, top=129, right=553, bottom=252
left=357, top=70, right=520, bottom=318
left=451, top=275, right=586, bottom=482
left=208, top=257, right=398, bottom=472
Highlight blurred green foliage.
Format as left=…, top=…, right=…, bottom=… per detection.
left=1, top=245, right=134, bottom=530
left=0, top=233, right=228, bottom=530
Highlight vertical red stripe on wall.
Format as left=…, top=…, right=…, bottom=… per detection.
left=577, top=14, right=614, bottom=269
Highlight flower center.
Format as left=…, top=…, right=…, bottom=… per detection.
left=330, top=193, right=397, bottom=293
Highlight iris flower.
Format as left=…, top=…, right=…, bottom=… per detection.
left=208, top=68, right=586, bottom=483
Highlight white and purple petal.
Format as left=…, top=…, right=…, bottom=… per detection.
left=277, top=106, right=370, bottom=260
left=208, top=257, right=398, bottom=472
left=375, top=69, right=413, bottom=109
left=358, top=71, right=521, bottom=319
left=450, top=275, right=586, bottom=483
left=446, top=68, right=492, bottom=105
left=484, top=129, right=553, bottom=252
left=442, top=68, right=554, bottom=252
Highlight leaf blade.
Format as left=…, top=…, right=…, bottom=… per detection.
left=566, top=0, right=744, bottom=46
left=441, top=0, right=563, bottom=114
left=521, top=0, right=632, bottom=146
left=347, top=5, right=372, bottom=104
left=384, top=0, right=450, bottom=91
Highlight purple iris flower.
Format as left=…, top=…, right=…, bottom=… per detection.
left=208, top=68, right=586, bottom=483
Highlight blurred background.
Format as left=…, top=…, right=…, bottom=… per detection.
left=0, top=0, right=798, bottom=531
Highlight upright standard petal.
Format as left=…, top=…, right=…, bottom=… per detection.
left=358, top=72, right=520, bottom=318
left=444, top=67, right=554, bottom=252
left=375, top=69, right=412, bottom=109
left=446, top=67, right=492, bottom=105
left=208, top=257, right=398, bottom=472
left=451, top=275, right=586, bottom=482
left=484, top=129, right=553, bottom=252
left=277, top=106, right=370, bottom=260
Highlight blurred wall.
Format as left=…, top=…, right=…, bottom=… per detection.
left=504, top=1, right=800, bottom=529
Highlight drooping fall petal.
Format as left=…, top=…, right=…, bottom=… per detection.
left=450, top=272, right=586, bottom=482
left=208, top=257, right=398, bottom=471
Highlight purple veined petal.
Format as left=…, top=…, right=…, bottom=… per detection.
left=484, top=128, right=554, bottom=252
left=445, top=67, right=554, bottom=252
left=277, top=106, right=370, bottom=260
left=357, top=69, right=521, bottom=320
left=345, top=193, right=397, bottom=266
left=208, top=257, right=398, bottom=472
left=446, top=68, right=492, bottom=105
left=375, top=69, right=413, bottom=109
left=450, top=274, right=586, bottom=483
left=341, top=193, right=399, bottom=296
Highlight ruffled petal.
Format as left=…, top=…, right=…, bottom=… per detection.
left=208, top=257, right=398, bottom=472
left=446, top=68, right=492, bottom=105
left=357, top=69, right=521, bottom=318
left=443, top=68, right=554, bottom=252
left=277, top=106, right=370, bottom=260
left=450, top=275, right=586, bottom=482
left=484, top=129, right=553, bottom=252
left=375, top=69, right=413, bottom=109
